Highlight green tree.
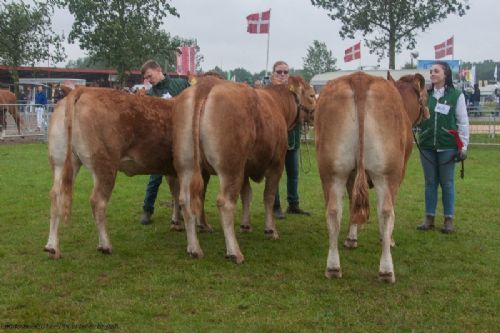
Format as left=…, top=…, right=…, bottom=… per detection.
left=232, top=67, right=253, bottom=83
left=462, top=60, right=499, bottom=82
left=0, top=0, right=66, bottom=95
left=302, top=40, right=338, bottom=82
left=311, top=0, right=470, bottom=69
left=60, top=0, right=179, bottom=85
left=66, top=56, right=107, bottom=69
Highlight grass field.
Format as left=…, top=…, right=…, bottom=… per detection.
left=0, top=143, right=499, bottom=332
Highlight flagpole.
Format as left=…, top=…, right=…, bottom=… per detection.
left=265, top=9, right=271, bottom=76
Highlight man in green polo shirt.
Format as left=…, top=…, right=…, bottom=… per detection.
left=139, top=59, right=190, bottom=225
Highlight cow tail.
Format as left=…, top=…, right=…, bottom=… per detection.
left=60, top=90, right=80, bottom=224
left=350, top=75, right=370, bottom=224
left=189, top=92, right=207, bottom=218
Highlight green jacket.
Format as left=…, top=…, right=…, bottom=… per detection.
left=148, top=76, right=190, bottom=98
left=418, top=87, right=461, bottom=150
left=287, top=123, right=301, bottom=150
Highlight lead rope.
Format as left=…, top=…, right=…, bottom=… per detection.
left=300, top=122, right=312, bottom=174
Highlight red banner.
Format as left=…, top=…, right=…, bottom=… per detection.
left=344, top=42, right=361, bottom=62
left=434, top=36, right=453, bottom=59
left=247, top=10, right=270, bottom=34
left=176, top=46, right=196, bottom=75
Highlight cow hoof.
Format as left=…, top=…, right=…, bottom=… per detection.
left=197, top=224, right=213, bottom=233
left=170, top=221, right=185, bottom=232
left=343, top=238, right=358, bottom=249
left=264, top=229, right=279, bottom=240
left=97, top=246, right=112, bottom=254
left=225, top=253, right=244, bottom=264
left=240, top=225, right=253, bottom=233
left=378, top=271, right=396, bottom=283
left=325, top=267, right=342, bottom=279
left=187, top=247, right=204, bottom=259
left=44, top=246, right=61, bottom=259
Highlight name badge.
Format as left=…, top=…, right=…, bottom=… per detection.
left=162, top=92, right=172, bottom=99
left=435, top=103, right=450, bottom=115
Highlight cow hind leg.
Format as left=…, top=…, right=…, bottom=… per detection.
left=372, top=178, right=396, bottom=283
left=166, top=176, right=184, bottom=232
left=262, top=171, right=281, bottom=240
left=325, top=177, right=347, bottom=279
left=45, top=158, right=81, bottom=259
left=240, top=177, right=253, bottom=233
left=177, top=171, right=204, bottom=259
left=89, top=168, right=117, bottom=254
left=197, top=172, right=212, bottom=233
left=217, top=174, right=244, bottom=263
left=344, top=172, right=358, bottom=249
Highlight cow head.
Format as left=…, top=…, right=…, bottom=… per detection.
left=393, top=73, right=430, bottom=127
left=412, top=73, right=430, bottom=124
left=287, top=76, right=316, bottom=124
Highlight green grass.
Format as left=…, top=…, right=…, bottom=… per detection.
left=0, top=143, right=499, bottom=332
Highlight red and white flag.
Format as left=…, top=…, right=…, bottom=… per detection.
left=344, top=42, right=361, bottom=62
left=246, top=10, right=270, bottom=34
left=176, top=46, right=196, bottom=75
left=434, top=36, right=453, bottom=59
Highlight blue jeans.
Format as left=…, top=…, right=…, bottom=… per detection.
left=143, top=174, right=163, bottom=213
left=274, top=148, right=299, bottom=207
left=419, top=149, right=457, bottom=217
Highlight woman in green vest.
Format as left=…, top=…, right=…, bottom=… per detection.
left=417, top=61, right=469, bottom=233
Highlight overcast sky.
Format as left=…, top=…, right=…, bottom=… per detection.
left=53, top=0, right=500, bottom=73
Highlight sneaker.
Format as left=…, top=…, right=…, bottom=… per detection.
left=273, top=206, right=285, bottom=219
left=286, top=204, right=311, bottom=216
left=140, top=211, right=153, bottom=225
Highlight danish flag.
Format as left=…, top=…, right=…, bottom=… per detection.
left=434, top=37, right=454, bottom=59
left=344, top=42, right=361, bottom=62
left=246, top=10, right=270, bottom=34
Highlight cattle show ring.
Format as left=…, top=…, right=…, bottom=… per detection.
left=1, top=71, right=498, bottom=332
left=1, top=1, right=499, bottom=331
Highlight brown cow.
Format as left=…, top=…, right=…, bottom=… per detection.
left=315, top=72, right=429, bottom=283
left=173, top=76, right=316, bottom=263
left=44, top=87, right=210, bottom=259
left=0, top=89, right=22, bottom=136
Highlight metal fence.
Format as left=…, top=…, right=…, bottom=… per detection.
left=1, top=103, right=54, bottom=140
left=1, top=102, right=499, bottom=145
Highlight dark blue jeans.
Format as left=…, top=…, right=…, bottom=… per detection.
left=419, top=149, right=457, bottom=217
left=274, top=148, right=299, bottom=207
left=143, top=174, right=163, bottom=214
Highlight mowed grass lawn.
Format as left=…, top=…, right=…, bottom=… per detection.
left=0, top=142, right=498, bottom=332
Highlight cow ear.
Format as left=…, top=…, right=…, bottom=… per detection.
left=413, top=73, right=425, bottom=92
left=387, top=71, right=395, bottom=82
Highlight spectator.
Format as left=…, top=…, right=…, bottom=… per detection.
left=271, top=60, right=311, bottom=219
left=18, top=88, right=27, bottom=113
left=53, top=85, right=65, bottom=104
left=34, top=85, right=47, bottom=130
left=416, top=61, right=469, bottom=234
left=139, top=59, right=190, bottom=225
left=471, top=83, right=481, bottom=115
